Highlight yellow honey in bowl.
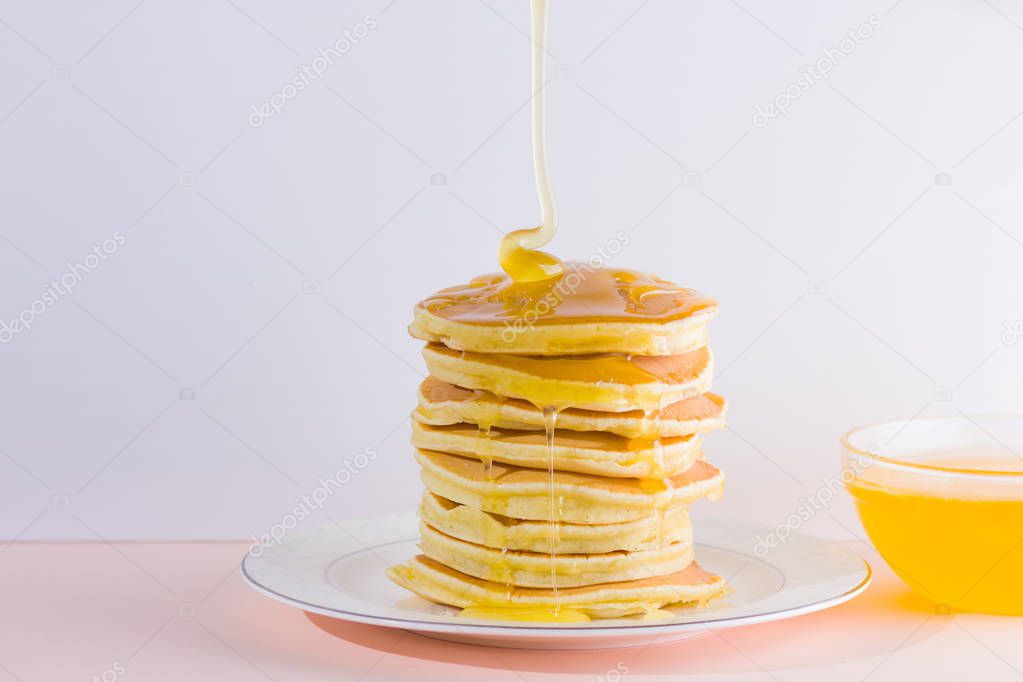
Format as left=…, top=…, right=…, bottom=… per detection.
left=847, top=451, right=1023, bottom=615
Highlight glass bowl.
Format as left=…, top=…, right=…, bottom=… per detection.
left=842, top=415, right=1023, bottom=615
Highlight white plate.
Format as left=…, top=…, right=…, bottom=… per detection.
left=241, top=515, right=870, bottom=650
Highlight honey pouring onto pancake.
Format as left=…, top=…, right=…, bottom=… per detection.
left=387, top=0, right=727, bottom=622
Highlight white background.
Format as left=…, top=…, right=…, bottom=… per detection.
left=2, top=0, right=1023, bottom=542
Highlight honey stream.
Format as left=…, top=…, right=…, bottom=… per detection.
left=497, top=0, right=563, bottom=283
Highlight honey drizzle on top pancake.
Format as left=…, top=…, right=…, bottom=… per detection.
left=421, top=265, right=715, bottom=327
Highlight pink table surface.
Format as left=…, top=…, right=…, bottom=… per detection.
left=1, top=540, right=1022, bottom=681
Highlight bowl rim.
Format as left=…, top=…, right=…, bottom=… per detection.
left=841, top=414, right=1023, bottom=478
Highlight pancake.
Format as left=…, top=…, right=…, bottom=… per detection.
left=419, top=521, right=692, bottom=588
left=414, top=376, right=726, bottom=439
left=387, top=554, right=726, bottom=619
left=422, top=343, right=713, bottom=412
left=410, top=420, right=701, bottom=478
left=409, top=265, right=717, bottom=356
left=419, top=492, right=691, bottom=554
left=416, top=449, right=724, bottom=524
left=397, top=262, right=729, bottom=620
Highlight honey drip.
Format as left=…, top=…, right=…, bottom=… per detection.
left=543, top=405, right=561, bottom=613
left=499, top=546, right=511, bottom=600
left=636, top=398, right=670, bottom=548
left=476, top=419, right=496, bottom=480
left=498, top=0, right=563, bottom=283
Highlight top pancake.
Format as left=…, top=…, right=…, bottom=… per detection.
left=410, top=264, right=716, bottom=356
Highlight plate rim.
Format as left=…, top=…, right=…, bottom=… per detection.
left=240, top=524, right=872, bottom=638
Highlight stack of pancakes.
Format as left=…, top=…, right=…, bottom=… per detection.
left=388, top=265, right=728, bottom=619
